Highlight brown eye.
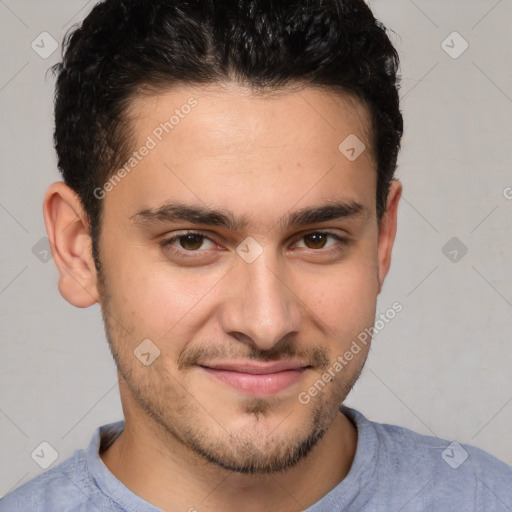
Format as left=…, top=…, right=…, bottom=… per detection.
left=295, top=232, right=345, bottom=251
left=160, top=232, right=216, bottom=254
left=178, top=234, right=205, bottom=250
left=303, top=233, right=329, bottom=249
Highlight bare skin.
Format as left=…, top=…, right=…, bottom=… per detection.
left=43, top=83, right=401, bottom=511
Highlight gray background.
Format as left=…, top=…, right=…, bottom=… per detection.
left=1, top=0, right=511, bottom=496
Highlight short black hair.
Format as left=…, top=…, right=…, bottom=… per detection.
left=52, top=0, right=403, bottom=270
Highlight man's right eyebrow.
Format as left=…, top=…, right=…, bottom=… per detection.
left=130, top=203, right=248, bottom=231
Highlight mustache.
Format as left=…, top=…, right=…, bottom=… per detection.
left=177, top=338, right=330, bottom=370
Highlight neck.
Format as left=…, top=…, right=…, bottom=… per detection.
left=100, top=409, right=357, bottom=512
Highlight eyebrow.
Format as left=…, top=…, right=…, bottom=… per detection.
left=130, top=200, right=369, bottom=231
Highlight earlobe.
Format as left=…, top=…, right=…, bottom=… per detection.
left=43, top=182, right=99, bottom=308
left=377, top=179, right=402, bottom=294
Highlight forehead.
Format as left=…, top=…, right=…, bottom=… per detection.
left=107, top=83, right=377, bottom=226
left=126, top=82, right=373, bottom=159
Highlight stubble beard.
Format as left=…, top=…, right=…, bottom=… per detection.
left=96, top=267, right=364, bottom=475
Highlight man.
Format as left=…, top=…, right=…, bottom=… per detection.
left=1, top=0, right=511, bottom=510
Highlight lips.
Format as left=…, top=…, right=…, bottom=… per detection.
left=199, top=360, right=310, bottom=396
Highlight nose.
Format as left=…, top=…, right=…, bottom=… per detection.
left=218, top=248, right=302, bottom=352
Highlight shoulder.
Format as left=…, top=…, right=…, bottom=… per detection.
left=345, top=407, right=512, bottom=510
left=374, top=414, right=512, bottom=474
left=0, top=452, right=93, bottom=512
left=382, top=422, right=512, bottom=508
left=0, top=421, right=125, bottom=512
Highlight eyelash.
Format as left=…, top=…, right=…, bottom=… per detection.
left=159, top=230, right=349, bottom=258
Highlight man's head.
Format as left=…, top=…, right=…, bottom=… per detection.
left=44, top=0, right=403, bottom=474
left=51, top=0, right=402, bottom=269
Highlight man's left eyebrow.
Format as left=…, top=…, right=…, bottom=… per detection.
left=129, top=200, right=370, bottom=231
left=280, top=200, right=369, bottom=230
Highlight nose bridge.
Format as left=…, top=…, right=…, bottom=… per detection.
left=220, top=248, right=301, bottom=350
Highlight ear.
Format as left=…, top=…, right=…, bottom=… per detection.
left=376, top=179, right=402, bottom=294
left=43, top=182, right=99, bottom=307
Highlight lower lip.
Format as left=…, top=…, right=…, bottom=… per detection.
left=201, top=367, right=306, bottom=396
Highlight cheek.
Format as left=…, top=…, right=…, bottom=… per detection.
left=101, top=239, right=226, bottom=344
left=303, top=253, right=379, bottom=339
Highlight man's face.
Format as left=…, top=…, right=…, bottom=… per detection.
left=96, top=84, right=386, bottom=473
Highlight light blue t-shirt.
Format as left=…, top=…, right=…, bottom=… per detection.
left=1, top=406, right=511, bottom=511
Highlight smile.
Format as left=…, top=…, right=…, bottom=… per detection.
left=199, top=360, right=311, bottom=396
